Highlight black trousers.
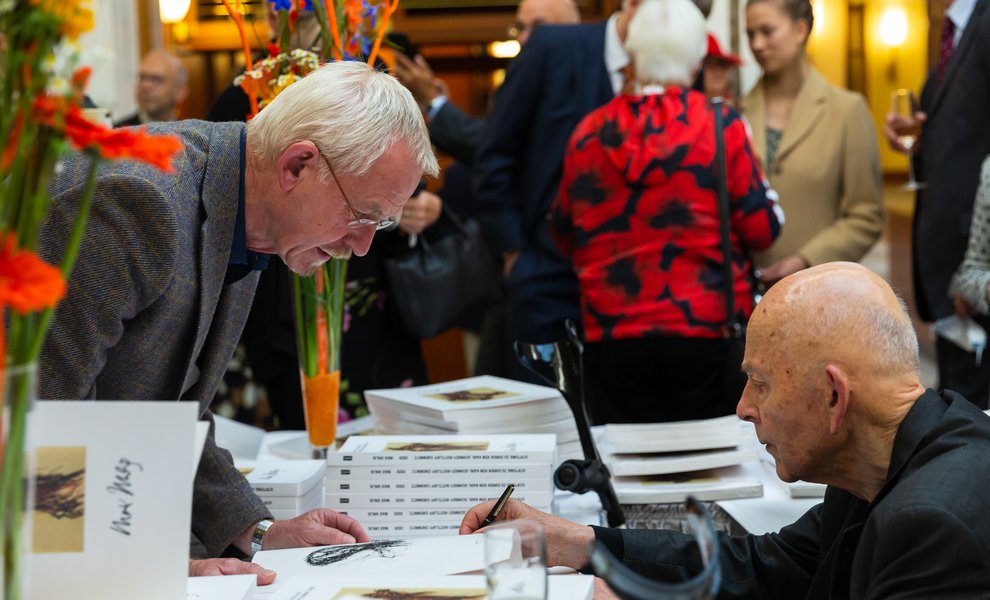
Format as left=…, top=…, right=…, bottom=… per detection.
left=584, top=336, right=745, bottom=425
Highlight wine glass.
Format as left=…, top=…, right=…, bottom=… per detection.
left=484, top=520, right=548, bottom=600
left=891, top=89, right=926, bottom=191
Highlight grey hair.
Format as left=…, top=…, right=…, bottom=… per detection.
left=625, top=0, right=707, bottom=87
left=246, top=61, right=438, bottom=178
left=817, top=288, right=920, bottom=376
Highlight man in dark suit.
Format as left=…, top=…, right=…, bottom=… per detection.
left=113, top=49, right=189, bottom=127
left=462, top=262, right=990, bottom=598
left=392, top=0, right=581, bottom=165
left=474, top=0, right=644, bottom=347
left=885, top=0, right=990, bottom=406
left=40, top=62, right=439, bottom=582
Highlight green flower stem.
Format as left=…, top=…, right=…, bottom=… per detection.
left=1, top=366, right=34, bottom=600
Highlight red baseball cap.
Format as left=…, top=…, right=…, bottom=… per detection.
left=706, top=34, right=742, bottom=66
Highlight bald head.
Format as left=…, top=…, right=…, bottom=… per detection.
left=752, top=262, right=919, bottom=377
left=514, top=0, right=581, bottom=45
left=136, top=49, right=188, bottom=122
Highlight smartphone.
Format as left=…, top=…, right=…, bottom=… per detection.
left=386, top=32, right=418, bottom=59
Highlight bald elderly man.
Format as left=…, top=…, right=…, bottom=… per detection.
left=392, top=0, right=581, bottom=165
left=462, top=262, right=990, bottom=598
left=115, top=49, right=189, bottom=127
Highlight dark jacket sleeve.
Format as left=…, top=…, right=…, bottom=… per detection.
left=473, top=31, right=549, bottom=256
left=429, top=101, right=484, bottom=166
left=592, top=503, right=822, bottom=599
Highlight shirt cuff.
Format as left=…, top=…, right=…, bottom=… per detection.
left=426, top=95, right=448, bottom=122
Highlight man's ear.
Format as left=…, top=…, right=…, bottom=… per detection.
left=276, top=141, right=320, bottom=193
left=824, top=364, right=849, bottom=435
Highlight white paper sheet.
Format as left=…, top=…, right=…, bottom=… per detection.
left=28, top=401, right=199, bottom=600
left=187, top=574, right=256, bottom=600
left=266, top=574, right=594, bottom=600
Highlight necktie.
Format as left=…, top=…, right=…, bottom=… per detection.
left=938, top=16, right=956, bottom=83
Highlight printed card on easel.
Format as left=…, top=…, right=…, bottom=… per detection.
left=27, top=401, right=201, bottom=600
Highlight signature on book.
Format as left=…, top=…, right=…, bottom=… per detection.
left=107, top=457, right=143, bottom=536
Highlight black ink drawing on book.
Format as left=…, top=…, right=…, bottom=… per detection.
left=425, top=387, right=520, bottom=403
left=33, top=446, right=86, bottom=553
left=307, top=540, right=409, bottom=567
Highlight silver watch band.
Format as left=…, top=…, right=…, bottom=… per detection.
left=250, top=519, right=275, bottom=554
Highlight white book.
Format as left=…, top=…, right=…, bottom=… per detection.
left=326, top=463, right=553, bottom=480
left=236, top=459, right=325, bottom=497
left=373, top=413, right=580, bottom=440
left=365, top=375, right=562, bottom=417
left=612, top=467, right=763, bottom=504
left=607, top=447, right=760, bottom=477
left=253, top=535, right=502, bottom=580
left=259, top=483, right=324, bottom=509
left=604, top=415, right=753, bottom=453
left=271, top=504, right=323, bottom=520
left=330, top=434, right=557, bottom=466
left=363, top=521, right=465, bottom=537
left=325, top=490, right=554, bottom=509
left=330, top=477, right=551, bottom=494
left=337, top=506, right=553, bottom=522
left=185, top=574, right=255, bottom=600
left=268, top=574, right=595, bottom=600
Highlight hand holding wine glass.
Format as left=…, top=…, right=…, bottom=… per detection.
left=890, top=89, right=926, bottom=190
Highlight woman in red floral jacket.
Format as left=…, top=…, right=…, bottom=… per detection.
left=551, top=0, right=783, bottom=424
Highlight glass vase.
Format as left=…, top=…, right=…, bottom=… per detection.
left=1, top=362, right=37, bottom=600
left=293, top=260, right=347, bottom=459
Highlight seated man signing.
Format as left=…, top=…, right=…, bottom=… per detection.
left=461, top=262, right=990, bottom=598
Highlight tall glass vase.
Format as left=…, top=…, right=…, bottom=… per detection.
left=292, top=260, right=348, bottom=459
left=0, top=362, right=37, bottom=600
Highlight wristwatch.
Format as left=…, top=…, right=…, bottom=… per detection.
left=250, top=519, right=275, bottom=554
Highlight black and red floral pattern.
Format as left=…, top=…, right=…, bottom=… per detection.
left=552, top=87, right=781, bottom=342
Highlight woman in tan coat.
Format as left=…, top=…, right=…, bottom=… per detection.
left=741, top=0, right=883, bottom=285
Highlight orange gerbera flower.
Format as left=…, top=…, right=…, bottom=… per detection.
left=0, top=234, right=66, bottom=315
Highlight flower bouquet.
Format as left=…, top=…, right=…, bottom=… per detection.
left=0, top=2, right=183, bottom=597
left=223, top=0, right=398, bottom=454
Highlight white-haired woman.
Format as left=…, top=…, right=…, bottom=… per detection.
left=551, top=0, right=782, bottom=424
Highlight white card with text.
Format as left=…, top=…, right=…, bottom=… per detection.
left=28, top=401, right=200, bottom=600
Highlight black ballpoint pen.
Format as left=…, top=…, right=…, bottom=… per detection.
left=481, top=484, right=515, bottom=527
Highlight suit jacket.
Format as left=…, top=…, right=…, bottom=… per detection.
left=39, top=120, right=270, bottom=557
left=429, top=101, right=484, bottom=166
left=740, top=66, right=884, bottom=268
left=914, top=0, right=990, bottom=321
left=593, top=389, right=990, bottom=598
left=475, top=21, right=614, bottom=343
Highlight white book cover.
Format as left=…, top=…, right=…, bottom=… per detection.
left=604, top=415, right=753, bottom=453
left=607, top=447, right=760, bottom=477
left=268, top=574, right=594, bottom=600
left=331, top=477, right=551, bottom=494
left=365, top=375, right=561, bottom=413
left=259, top=483, right=324, bottom=509
left=612, top=467, right=763, bottom=504
left=253, top=536, right=503, bottom=587
left=327, top=463, right=553, bottom=481
left=28, top=401, right=200, bottom=600
left=330, top=434, right=557, bottom=466
left=337, top=505, right=553, bottom=523
left=236, top=459, right=325, bottom=497
left=185, top=574, right=255, bottom=600
left=325, top=489, right=554, bottom=509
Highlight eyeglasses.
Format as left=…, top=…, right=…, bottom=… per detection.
left=506, top=20, right=542, bottom=40
left=318, top=152, right=398, bottom=231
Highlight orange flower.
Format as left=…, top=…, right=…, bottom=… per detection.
left=0, top=235, right=66, bottom=315
left=34, top=96, right=184, bottom=173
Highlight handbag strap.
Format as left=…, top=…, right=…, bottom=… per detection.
left=711, top=98, right=741, bottom=339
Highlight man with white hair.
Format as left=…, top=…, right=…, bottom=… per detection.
left=40, top=61, right=439, bottom=582
left=462, top=262, right=990, bottom=597
left=115, top=48, right=189, bottom=127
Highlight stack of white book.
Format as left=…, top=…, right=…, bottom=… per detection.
left=325, top=434, right=556, bottom=538
left=600, top=416, right=763, bottom=504
left=237, top=459, right=325, bottom=519
left=365, top=375, right=582, bottom=466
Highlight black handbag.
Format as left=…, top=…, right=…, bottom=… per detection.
left=712, top=98, right=748, bottom=402
left=383, top=208, right=501, bottom=339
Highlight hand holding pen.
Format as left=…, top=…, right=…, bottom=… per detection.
left=480, top=484, right=515, bottom=528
